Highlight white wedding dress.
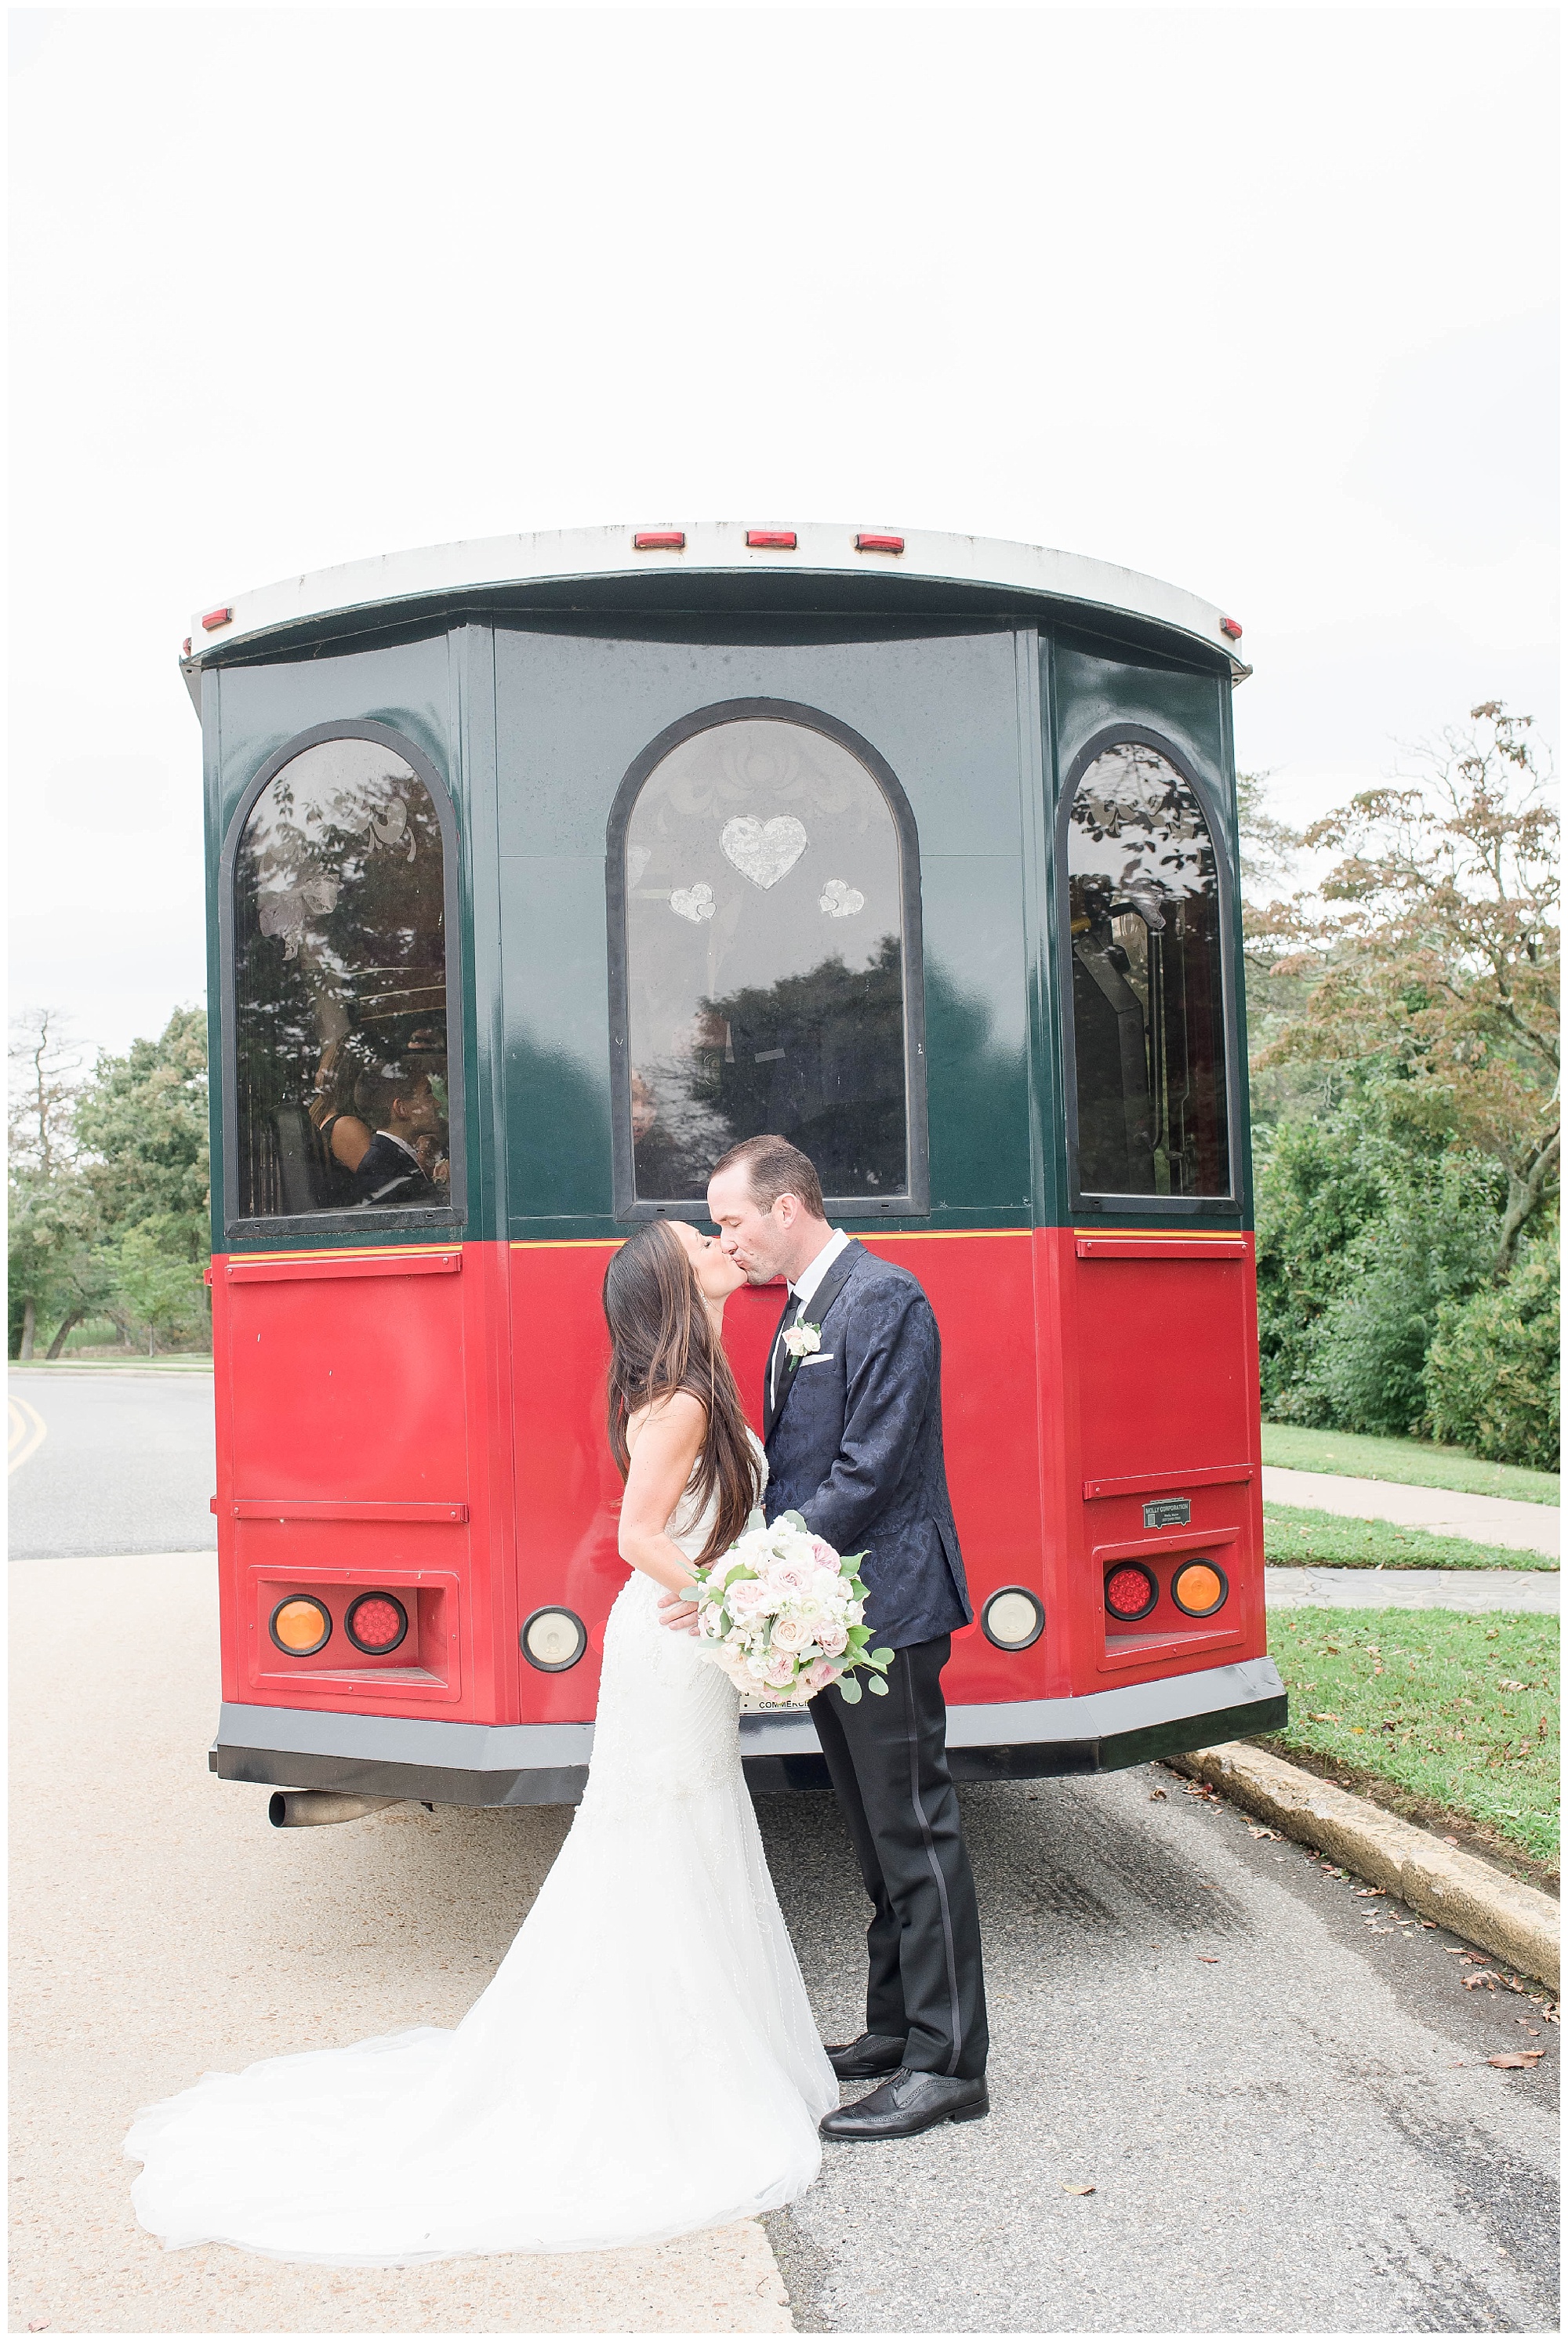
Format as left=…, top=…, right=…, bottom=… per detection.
left=125, top=1435, right=837, bottom=2262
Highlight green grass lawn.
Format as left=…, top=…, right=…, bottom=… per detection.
left=1264, top=1501, right=1557, bottom=1572
left=1261, top=1423, right=1559, bottom=1506
left=1264, top=1608, right=1559, bottom=1867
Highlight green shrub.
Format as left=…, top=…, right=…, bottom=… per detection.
left=1425, top=1248, right=1561, bottom=1469
left=1257, top=1109, right=1502, bottom=1435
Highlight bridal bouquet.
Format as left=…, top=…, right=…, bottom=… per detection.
left=688, top=1512, right=895, bottom=1706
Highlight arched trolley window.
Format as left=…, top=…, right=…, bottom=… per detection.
left=608, top=701, right=927, bottom=1218
left=223, top=722, right=463, bottom=1227
left=1060, top=731, right=1234, bottom=1203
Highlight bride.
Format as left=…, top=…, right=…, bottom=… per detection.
left=126, top=1219, right=838, bottom=2262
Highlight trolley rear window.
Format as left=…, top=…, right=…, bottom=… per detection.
left=230, top=731, right=457, bottom=1221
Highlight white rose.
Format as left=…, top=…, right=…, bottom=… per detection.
left=782, top=1323, right=821, bottom=1359
left=770, top=1614, right=812, bottom=1653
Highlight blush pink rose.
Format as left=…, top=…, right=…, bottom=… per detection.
left=800, top=1657, right=837, bottom=1694
left=815, top=1618, right=850, bottom=1658
left=769, top=1613, right=812, bottom=1653
left=761, top=1652, right=797, bottom=1690
left=765, top=1557, right=816, bottom=1596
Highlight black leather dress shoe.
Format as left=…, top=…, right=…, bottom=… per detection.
left=825, top=2032, right=906, bottom=2080
left=820, top=2068, right=989, bottom=2140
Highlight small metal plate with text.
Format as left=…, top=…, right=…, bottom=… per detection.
left=1143, top=1497, right=1191, bottom=1528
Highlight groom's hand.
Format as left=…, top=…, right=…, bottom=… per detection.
left=658, top=1590, right=701, bottom=1635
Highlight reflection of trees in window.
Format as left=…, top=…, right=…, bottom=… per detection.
left=634, top=936, right=906, bottom=1199
left=1066, top=742, right=1229, bottom=1197
left=232, top=737, right=451, bottom=1218
left=624, top=717, right=910, bottom=1203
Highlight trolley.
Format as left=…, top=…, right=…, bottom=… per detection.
left=185, top=522, right=1287, bottom=1813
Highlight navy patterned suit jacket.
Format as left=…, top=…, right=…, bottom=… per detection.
left=762, top=1239, right=971, bottom=1650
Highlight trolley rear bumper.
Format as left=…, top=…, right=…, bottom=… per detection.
left=210, top=1657, right=1287, bottom=1806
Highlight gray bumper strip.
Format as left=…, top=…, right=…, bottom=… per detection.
left=211, top=1658, right=1287, bottom=1805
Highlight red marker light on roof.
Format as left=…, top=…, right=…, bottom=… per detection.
left=1220, top=616, right=1243, bottom=641
left=201, top=606, right=233, bottom=632
left=746, top=529, right=797, bottom=550
left=182, top=637, right=192, bottom=656
left=633, top=529, right=685, bottom=550
left=855, top=533, right=905, bottom=555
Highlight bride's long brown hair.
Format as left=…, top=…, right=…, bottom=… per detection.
left=603, top=1221, right=760, bottom=1566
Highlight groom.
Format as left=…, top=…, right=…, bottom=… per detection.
left=695, top=1134, right=988, bottom=2139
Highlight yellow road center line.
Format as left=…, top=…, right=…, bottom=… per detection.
left=8, top=1396, right=48, bottom=1475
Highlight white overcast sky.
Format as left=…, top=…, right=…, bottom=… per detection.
left=9, top=2, right=1559, bottom=1062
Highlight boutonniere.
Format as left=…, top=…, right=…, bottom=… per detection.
left=782, top=1320, right=822, bottom=1367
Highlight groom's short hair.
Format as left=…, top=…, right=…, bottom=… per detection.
left=711, top=1134, right=826, bottom=1221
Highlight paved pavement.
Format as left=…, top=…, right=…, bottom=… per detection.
left=10, top=1553, right=1559, bottom=2336
left=7, top=1368, right=216, bottom=1559
left=9, top=1553, right=790, bottom=2335
left=1263, top=1466, right=1560, bottom=1559
left=1266, top=1566, right=1560, bottom=1614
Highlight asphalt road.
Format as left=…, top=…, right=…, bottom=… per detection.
left=766, top=1778, right=1559, bottom=2335
left=8, top=1368, right=216, bottom=1558
left=9, top=1548, right=1558, bottom=2335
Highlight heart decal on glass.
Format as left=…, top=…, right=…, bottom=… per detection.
left=819, top=879, right=866, bottom=918
left=670, top=883, right=715, bottom=924
left=626, top=844, right=652, bottom=888
left=720, top=815, right=808, bottom=890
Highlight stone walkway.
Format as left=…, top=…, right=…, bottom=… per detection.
left=1262, top=1466, right=1559, bottom=1559
left=1265, top=1566, right=1559, bottom=1613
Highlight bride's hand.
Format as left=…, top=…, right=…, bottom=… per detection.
left=658, top=1588, right=702, bottom=1636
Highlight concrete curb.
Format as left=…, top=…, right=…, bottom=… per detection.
left=1171, top=1740, right=1559, bottom=1992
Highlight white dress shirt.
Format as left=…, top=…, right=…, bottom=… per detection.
left=789, top=1226, right=851, bottom=1308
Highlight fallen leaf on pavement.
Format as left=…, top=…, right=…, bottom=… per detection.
left=1061, top=2183, right=1096, bottom=2194
left=1463, top=1973, right=1502, bottom=1990
left=1149, top=1788, right=1167, bottom=1801
left=1197, top=1956, right=1219, bottom=1963
left=1352, top=1888, right=1385, bottom=1898
left=1444, top=1947, right=1468, bottom=1955
left=1247, top=1825, right=1282, bottom=1840
left=1487, top=2052, right=1544, bottom=2069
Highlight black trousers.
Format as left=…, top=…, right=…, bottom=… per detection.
left=809, top=1635, right=989, bottom=2080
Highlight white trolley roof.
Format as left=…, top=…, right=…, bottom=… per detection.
left=184, top=521, right=1249, bottom=681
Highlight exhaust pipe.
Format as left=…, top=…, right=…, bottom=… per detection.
left=268, top=1791, right=401, bottom=1829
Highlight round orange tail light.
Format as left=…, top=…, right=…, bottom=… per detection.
left=1171, top=1560, right=1229, bottom=1618
left=270, top=1596, right=332, bottom=1655
left=1104, top=1563, right=1158, bottom=1623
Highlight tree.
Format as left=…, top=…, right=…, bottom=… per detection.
left=7, top=1166, right=115, bottom=1359
left=109, top=1222, right=206, bottom=1357
left=8, top=1007, right=85, bottom=1179
left=1254, top=705, right=1559, bottom=1274
left=7, top=1010, right=96, bottom=1359
left=74, top=1006, right=211, bottom=1261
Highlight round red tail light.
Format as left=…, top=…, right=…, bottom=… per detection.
left=1104, top=1564, right=1158, bottom=1623
left=345, top=1592, right=408, bottom=1654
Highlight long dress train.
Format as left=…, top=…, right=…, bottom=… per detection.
left=125, top=1439, right=837, bottom=2262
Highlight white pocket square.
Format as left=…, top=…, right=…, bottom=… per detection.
left=798, top=1352, right=835, bottom=1365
